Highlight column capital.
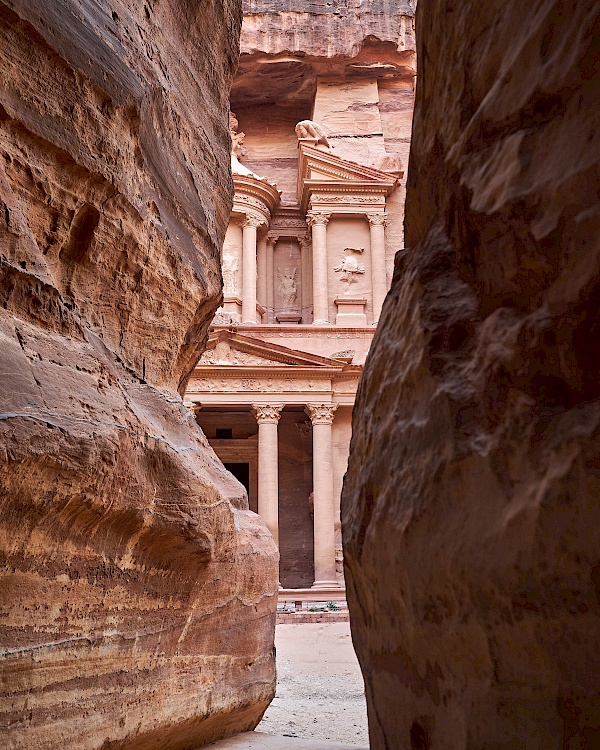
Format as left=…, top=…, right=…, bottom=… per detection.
left=241, top=214, right=264, bottom=230
left=306, top=210, right=331, bottom=227
left=266, top=232, right=279, bottom=246
left=366, top=212, right=388, bottom=227
left=252, top=403, right=284, bottom=424
left=299, top=233, right=311, bottom=250
left=305, top=403, right=338, bottom=425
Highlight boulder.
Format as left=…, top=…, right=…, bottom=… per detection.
left=343, top=1, right=600, bottom=747
left=0, top=1, right=278, bottom=748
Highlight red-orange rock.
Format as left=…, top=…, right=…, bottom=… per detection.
left=343, top=1, right=600, bottom=747
left=0, top=1, right=278, bottom=748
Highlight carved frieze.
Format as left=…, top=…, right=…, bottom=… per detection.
left=191, top=377, right=330, bottom=394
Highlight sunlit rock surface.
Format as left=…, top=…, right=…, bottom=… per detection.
left=0, top=1, right=278, bottom=748
left=343, top=1, right=600, bottom=747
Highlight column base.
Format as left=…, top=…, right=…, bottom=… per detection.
left=312, top=319, right=332, bottom=326
left=311, top=580, right=341, bottom=590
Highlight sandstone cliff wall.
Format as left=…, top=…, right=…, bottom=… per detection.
left=343, top=1, right=600, bottom=748
left=0, top=1, right=279, bottom=748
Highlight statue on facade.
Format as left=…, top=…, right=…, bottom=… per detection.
left=222, top=252, right=238, bottom=294
left=295, top=119, right=330, bottom=149
left=334, top=247, right=366, bottom=291
left=277, top=267, right=298, bottom=308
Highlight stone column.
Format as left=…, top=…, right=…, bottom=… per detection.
left=266, top=233, right=277, bottom=324
left=305, top=402, right=339, bottom=588
left=241, top=216, right=261, bottom=324
left=367, top=212, right=388, bottom=324
left=256, top=231, right=267, bottom=318
left=251, top=403, right=283, bottom=546
left=300, top=233, right=312, bottom=324
left=306, top=211, right=331, bottom=325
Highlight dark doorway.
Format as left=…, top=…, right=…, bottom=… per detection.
left=224, top=462, right=250, bottom=495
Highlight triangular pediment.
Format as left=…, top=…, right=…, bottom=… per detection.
left=299, top=143, right=398, bottom=187
left=297, top=143, right=397, bottom=212
left=196, top=331, right=355, bottom=369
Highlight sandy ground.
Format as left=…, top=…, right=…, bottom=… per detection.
left=256, top=622, right=369, bottom=746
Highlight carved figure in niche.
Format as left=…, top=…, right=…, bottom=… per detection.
left=295, top=120, right=330, bottom=149
left=277, top=267, right=298, bottom=308
left=334, top=247, right=365, bottom=291
left=222, top=252, right=238, bottom=294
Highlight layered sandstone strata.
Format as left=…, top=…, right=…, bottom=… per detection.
left=0, top=1, right=278, bottom=748
left=343, top=1, right=600, bottom=748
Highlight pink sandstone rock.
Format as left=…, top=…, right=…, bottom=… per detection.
left=343, top=0, right=600, bottom=747
left=0, top=1, right=278, bottom=748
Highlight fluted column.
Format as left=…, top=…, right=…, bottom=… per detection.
left=367, top=212, right=388, bottom=324
left=300, top=233, right=312, bottom=324
left=266, top=233, right=277, bottom=324
left=306, top=211, right=331, bottom=325
left=251, top=403, right=283, bottom=546
left=305, top=402, right=339, bottom=588
left=241, top=216, right=261, bottom=324
left=256, top=231, right=267, bottom=318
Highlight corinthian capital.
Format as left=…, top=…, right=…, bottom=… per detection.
left=251, top=403, right=284, bottom=424
left=306, top=210, right=331, bottom=227
left=366, top=212, right=388, bottom=227
left=305, top=403, right=338, bottom=425
left=241, top=215, right=264, bottom=230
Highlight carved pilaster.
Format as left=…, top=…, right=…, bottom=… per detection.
left=305, top=403, right=338, bottom=425
left=252, top=403, right=284, bottom=424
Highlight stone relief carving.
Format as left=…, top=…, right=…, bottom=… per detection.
left=305, top=403, right=338, bottom=425
left=251, top=403, right=283, bottom=424
left=334, top=248, right=366, bottom=291
left=193, top=378, right=325, bottom=393
left=221, top=253, right=238, bottom=294
left=229, top=112, right=246, bottom=157
left=295, top=120, right=330, bottom=149
left=312, top=194, right=383, bottom=204
left=366, top=212, right=389, bottom=227
left=277, top=267, right=298, bottom=308
left=200, top=341, right=284, bottom=367
left=306, top=210, right=331, bottom=227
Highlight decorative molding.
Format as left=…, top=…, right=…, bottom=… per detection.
left=366, top=212, right=389, bottom=227
left=305, top=403, right=338, bottom=425
left=306, top=210, right=331, bottom=227
left=251, top=403, right=284, bottom=424
left=312, top=194, right=383, bottom=204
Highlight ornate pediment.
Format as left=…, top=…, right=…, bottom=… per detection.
left=297, top=143, right=398, bottom=212
left=197, top=331, right=357, bottom=370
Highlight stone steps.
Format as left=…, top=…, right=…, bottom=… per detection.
left=206, top=731, right=369, bottom=749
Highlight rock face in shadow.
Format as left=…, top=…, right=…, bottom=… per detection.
left=0, top=1, right=278, bottom=748
left=342, top=1, right=600, bottom=748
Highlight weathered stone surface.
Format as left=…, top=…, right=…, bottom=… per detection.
left=0, top=1, right=279, bottom=748
left=343, top=1, right=600, bottom=748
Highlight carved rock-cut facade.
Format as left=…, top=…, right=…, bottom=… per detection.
left=0, top=2, right=279, bottom=748
left=186, top=2, right=416, bottom=598
left=343, top=0, right=600, bottom=747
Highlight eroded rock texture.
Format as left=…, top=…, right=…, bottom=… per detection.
left=0, top=1, right=278, bottom=748
left=343, top=1, right=600, bottom=748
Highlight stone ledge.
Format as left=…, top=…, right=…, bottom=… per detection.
left=276, top=611, right=349, bottom=624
